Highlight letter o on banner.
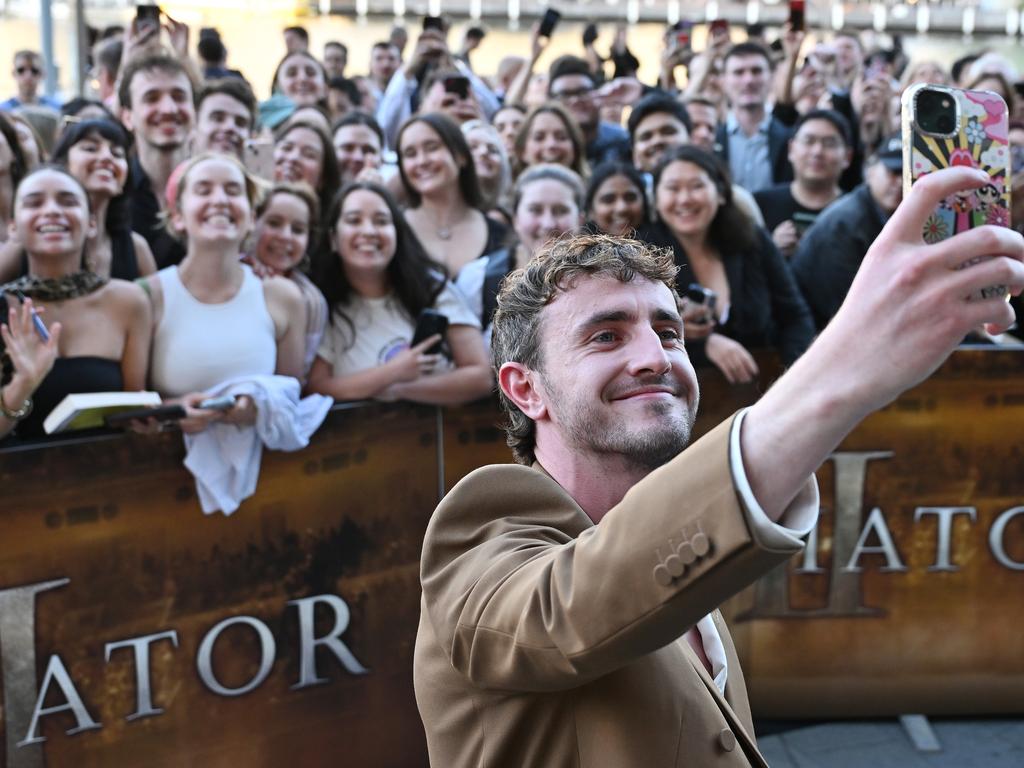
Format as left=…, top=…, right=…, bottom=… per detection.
left=990, top=506, right=1024, bottom=571
left=197, top=616, right=276, bottom=696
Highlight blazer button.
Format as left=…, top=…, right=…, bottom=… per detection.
left=691, top=532, right=710, bottom=557
left=676, top=541, right=696, bottom=565
left=664, top=554, right=685, bottom=577
left=653, top=564, right=673, bottom=586
left=718, top=728, right=736, bottom=752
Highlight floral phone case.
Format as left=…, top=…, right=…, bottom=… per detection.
left=901, top=84, right=1010, bottom=298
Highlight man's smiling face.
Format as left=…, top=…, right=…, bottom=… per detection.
left=531, top=273, right=699, bottom=472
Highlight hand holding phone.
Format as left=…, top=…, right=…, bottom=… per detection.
left=789, top=0, right=806, bottom=33
left=538, top=8, right=561, bottom=39
left=106, top=404, right=187, bottom=430
left=902, top=84, right=1012, bottom=300
left=243, top=138, right=274, bottom=181
left=443, top=75, right=471, bottom=100
left=422, top=15, right=444, bottom=32
left=134, top=4, right=161, bottom=32
left=412, top=309, right=449, bottom=354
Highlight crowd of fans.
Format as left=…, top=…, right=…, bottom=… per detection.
left=1, top=14, right=1022, bottom=443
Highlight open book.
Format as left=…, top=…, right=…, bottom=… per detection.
left=44, top=391, right=162, bottom=434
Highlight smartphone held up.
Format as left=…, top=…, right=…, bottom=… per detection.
left=902, top=83, right=1012, bottom=299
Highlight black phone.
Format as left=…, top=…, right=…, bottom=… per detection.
left=135, top=4, right=161, bottom=28
left=443, top=75, right=471, bottom=100
left=422, top=15, right=444, bottom=32
left=105, top=404, right=186, bottom=429
left=582, top=23, right=598, bottom=46
left=684, top=283, right=717, bottom=316
left=709, top=19, right=730, bottom=37
left=789, top=0, right=806, bottom=33
left=412, top=310, right=449, bottom=354
left=538, top=8, right=561, bottom=39
left=674, top=21, right=693, bottom=50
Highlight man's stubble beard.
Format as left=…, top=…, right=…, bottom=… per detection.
left=544, top=373, right=699, bottom=474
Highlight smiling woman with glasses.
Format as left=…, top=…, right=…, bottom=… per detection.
left=638, top=145, right=814, bottom=385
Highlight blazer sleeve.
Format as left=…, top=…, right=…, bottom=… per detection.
left=419, top=415, right=811, bottom=693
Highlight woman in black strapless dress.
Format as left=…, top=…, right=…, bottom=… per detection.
left=0, top=167, right=151, bottom=441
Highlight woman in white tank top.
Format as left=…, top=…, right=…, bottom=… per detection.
left=144, top=153, right=306, bottom=433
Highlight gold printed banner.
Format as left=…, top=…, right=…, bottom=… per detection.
left=0, top=350, right=1021, bottom=765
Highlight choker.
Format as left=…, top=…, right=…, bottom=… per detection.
left=1, top=271, right=108, bottom=302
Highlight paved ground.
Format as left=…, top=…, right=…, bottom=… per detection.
left=755, top=719, right=1024, bottom=767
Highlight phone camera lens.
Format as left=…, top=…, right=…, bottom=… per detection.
left=917, top=88, right=958, bottom=136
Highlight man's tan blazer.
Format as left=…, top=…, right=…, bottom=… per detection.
left=415, top=416, right=810, bottom=766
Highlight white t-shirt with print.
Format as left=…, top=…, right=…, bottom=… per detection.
left=316, top=281, right=480, bottom=376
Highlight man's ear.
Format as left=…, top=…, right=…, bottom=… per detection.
left=121, top=106, right=135, bottom=133
left=498, top=361, right=548, bottom=421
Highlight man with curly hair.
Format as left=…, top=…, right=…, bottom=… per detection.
left=414, top=166, right=1023, bottom=767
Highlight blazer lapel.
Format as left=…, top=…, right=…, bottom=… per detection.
left=677, top=634, right=768, bottom=768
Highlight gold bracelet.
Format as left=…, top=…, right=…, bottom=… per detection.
left=0, top=387, right=33, bottom=420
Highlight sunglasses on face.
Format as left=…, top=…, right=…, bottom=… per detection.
left=16, top=66, right=41, bottom=76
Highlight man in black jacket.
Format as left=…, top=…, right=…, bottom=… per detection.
left=792, top=135, right=903, bottom=330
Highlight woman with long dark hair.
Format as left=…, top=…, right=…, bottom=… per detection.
left=273, top=120, right=340, bottom=228
left=396, top=112, right=506, bottom=276
left=308, top=182, right=491, bottom=404
left=639, top=145, right=814, bottom=383
left=514, top=102, right=589, bottom=180
left=50, top=119, right=157, bottom=279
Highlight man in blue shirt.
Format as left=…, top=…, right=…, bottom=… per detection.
left=0, top=51, right=61, bottom=112
left=716, top=42, right=793, bottom=194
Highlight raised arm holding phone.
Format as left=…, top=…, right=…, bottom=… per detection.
left=414, top=165, right=1024, bottom=767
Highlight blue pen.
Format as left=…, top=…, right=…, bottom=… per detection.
left=13, top=290, right=50, bottom=342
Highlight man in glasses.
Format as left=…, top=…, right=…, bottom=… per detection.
left=1, top=50, right=62, bottom=112
left=548, top=56, right=630, bottom=167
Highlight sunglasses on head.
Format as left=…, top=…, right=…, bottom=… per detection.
left=16, top=66, right=41, bottom=76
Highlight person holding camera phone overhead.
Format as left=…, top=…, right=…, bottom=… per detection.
left=376, top=26, right=500, bottom=151
left=307, top=182, right=491, bottom=405
left=638, top=146, right=814, bottom=384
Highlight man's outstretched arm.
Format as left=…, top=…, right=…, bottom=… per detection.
left=742, top=166, right=1024, bottom=518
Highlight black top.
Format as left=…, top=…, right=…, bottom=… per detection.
left=791, top=184, right=889, bottom=331
left=753, top=183, right=830, bottom=236
left=129, top=155, right=186, bottom=270
left=12, top=356, right=124, bottom=441
left=482, top=216, right=509, bottom=259
left=637, top=220, right=815, bottom=365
